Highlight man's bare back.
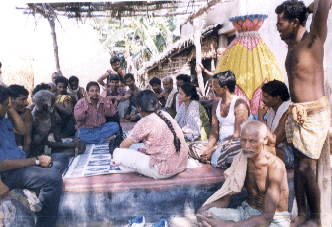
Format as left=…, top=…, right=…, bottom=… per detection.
left=245, top=150, right=289, bottom=213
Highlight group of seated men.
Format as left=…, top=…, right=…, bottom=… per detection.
left=0, top=53, right=325, bottom=227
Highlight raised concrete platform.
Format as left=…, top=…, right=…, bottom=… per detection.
left=57, top=163, right=296, bottom=226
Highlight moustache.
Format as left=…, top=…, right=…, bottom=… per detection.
left=242, top=149, right=254, bottom=153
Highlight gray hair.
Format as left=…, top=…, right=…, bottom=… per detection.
left=32, top=90, right=55, bottom=111
left=240, top=120, right=268, bottom=139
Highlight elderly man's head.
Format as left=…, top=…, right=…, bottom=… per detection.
left=51, top=72, right=61, bottom=84
left=162, top=77, right=173, bottom=93
left=33, top=90, right=56, bottom=113
left=240, top=120, right=268, bottom=159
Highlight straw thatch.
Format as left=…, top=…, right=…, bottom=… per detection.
left=137, top=24, right=222, bottom=78
left=16, top=1, right=211, bottom=19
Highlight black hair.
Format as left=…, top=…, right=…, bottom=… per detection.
left=124, top=73, right=135, bottom=82
left=0, top=85, right=10, bottom=105
left=149, top=77, right=161, bottom=86
left=68, top=75, right=79, bottom=84
left=32, top=83, right=52, bottom=96
left=86, top=81, right=100, bottom=91
left=110, top=56, right=120, bottom=64
left=213, top=70, right=236, bottom=93
left=180, top=83, right=200, bottom=101
left=275, top=0, right=309, bottom=26
left=108, top=73, right=120, bottom=82
left=8, top=85, right=29, bottom=99
left=176, top=74, right=191, bottom=83
left=0, top=62, right=2, bottom=68
left=261, top=80, right=290, bottom=101
left=135, top=90, right=181, bottom=153
left=55, top=76, right=69, bottom=87
left=189, top=75, right=198, bottom=87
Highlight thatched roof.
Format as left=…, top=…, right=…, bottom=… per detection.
left=16, top=1, right=212, bottom=19
left=137, top=23, right=222, bottom=76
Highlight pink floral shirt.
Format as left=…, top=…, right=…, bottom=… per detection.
left=128, top=111, right=188, bottom=175
left=74, top=96, right=116, bottom=129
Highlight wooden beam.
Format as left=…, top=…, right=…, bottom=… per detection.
left=47, top=15, right=62, bottom=75
left=317, top=136, right=331, bottom=227
left=183, top=0, right=232, bottom=25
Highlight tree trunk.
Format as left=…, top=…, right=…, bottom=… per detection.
left=193, top=20, right=205, bottom=96
left=47, top=15, right=62, bottom=76
left=317, top=136, right=331, bottom=227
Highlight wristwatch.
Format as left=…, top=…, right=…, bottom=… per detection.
left=35, top=157, right=40, bottom=166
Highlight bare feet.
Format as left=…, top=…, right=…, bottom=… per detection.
left=104, top=135, right=116, bottom=142
left=291, top=215, right=307, bottom=227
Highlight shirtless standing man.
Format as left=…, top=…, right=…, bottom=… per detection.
left=197, top=120, right=290, bottom=227
left=276, top=1, right=331, bottom=226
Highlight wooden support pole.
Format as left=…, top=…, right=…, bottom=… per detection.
left=317, top=135, right=331, bottom=227
left=193, top=20, right=205, bottom=96
left=47, top=15, right=62, bottom=76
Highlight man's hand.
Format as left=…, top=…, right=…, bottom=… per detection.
left=7, top=97, right=14, bottom=112
left=200, top=145, right=216, bottom=163
left=197, top=212, right=232, bottom=227
left=115, top=96, right=123, bottom=101
left=38, top=155, right=52, bottom=168
left=82, top=90, right=91, bottom=103
left=258, top=105, right=269, bottom=121
left=0, top=182, right=10, bottom=200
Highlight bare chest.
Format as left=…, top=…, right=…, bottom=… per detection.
left=245, top=165, right=268, bottom=194
left=285, top=38, right=323, bottom=75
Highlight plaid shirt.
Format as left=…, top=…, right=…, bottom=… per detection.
left=74, top=96, right=116, bottom=129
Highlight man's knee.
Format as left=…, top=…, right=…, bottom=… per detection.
left=105, top=122, right=120, bottom=132
left=42, top=171, right=63, bottom=189
left=297, top=158, right=317, bottom=173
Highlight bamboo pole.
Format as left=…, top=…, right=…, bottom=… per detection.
left=317, top=133, right=331, bottom=227
left=193, top=20, right=205, bottom=96
left=47, top=15, right=62, bottom=75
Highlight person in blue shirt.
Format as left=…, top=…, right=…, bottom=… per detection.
left=0, top=85, right=69, bottom=227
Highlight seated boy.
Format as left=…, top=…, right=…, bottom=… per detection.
left=258, top=80, right=294, bottom=168
left=54, top=76, right=75, bottom=137
left=107, top=73, right=131, bottom=119
left=67, top=75, right=85, bottom=106
left=124, top=73, right=142, bottom=122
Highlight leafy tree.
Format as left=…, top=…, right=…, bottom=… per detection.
left=91, top=16, right=180, bottom=73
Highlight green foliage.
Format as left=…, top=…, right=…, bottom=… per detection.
left=90, top=16, right=180, bottom=70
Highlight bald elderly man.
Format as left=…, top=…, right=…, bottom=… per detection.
left=197, top=120, right=290, bottom=227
